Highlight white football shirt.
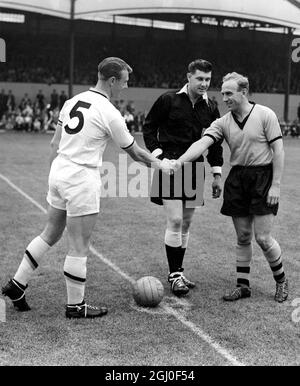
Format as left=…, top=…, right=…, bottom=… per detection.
left=57, top=88, right=134, bottom=167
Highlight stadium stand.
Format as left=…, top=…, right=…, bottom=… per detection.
left=0, top=12, right=299, bottom=134
left=1, top=35, right=300, bottom=94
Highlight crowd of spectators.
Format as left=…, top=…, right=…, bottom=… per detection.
left=1, top=35, right=300, bottom=94
left=1, top=87, right=299, bottom=137
left=113, top=99, right=146, bottom=133
left=1, top=34, right=300, bottom=136
left=0, top=88, right=145, bottom=134
left=0, top=88, right=67, bottom=133
left=280, top=119, right=300, bottom=137
left=279, top=102, right=300, bottom=138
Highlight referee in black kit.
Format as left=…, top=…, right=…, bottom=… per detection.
left=143, top=59, right=223, bottom=296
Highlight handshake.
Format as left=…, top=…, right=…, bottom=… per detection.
left=159, top=158, right=181, bottom=174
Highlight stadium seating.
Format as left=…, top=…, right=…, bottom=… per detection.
left=1, top=35, right=300, bottom=94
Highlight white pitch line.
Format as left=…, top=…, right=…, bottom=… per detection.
left=92, top=249, right=245, bottom=366
left=90, top=246, right=136, bottom=285
left=164, top=305, right=244, bottom=366
left=0, top=173, right=47, bottom=214
left=0, top=172, right=245, bottom=366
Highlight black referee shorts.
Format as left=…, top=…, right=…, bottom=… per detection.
left=150, top=151, right=205, bottom=207
left=221, top=164, right=278, bottom=217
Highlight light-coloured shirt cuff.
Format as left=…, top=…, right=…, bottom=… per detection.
left=152, top=148, right=163, bottom=158
left=212, top=166, right=222, bottom=175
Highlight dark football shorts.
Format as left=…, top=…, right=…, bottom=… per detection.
left=221, top=163, right=278, bottom=217
left=150, top=151, right=205, bottom=208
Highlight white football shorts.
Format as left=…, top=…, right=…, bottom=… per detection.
left=46, top=155, right=101, bottom=217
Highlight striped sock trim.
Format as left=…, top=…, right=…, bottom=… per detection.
left=270, top=258, right=285, bottom=282
left=237, top=278, right=250, bottom=287
left=25, top=250, right=38, bottom=269
left=236, top=268, right=250, bottom=287
left=263, top=241, right=285, bottom=283
left=64, top=271, right=86, bottom=283
left=63, top=256, right=87, bottom=305
left=271, top=261, right=282, bottom=272
left=237, top=266, right=251, bottom=274
left=236, top=243, right=252, bottom=288
left=269, top=255, right=281, bottom=267
left=274, top=272, right=285, bottom=283
left=236, top=264, right=250, bottom=287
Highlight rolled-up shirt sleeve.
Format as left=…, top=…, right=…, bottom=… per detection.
left=107, top=117, right=135, bottom=149
left=263, top=108, right=283, bottom=144
left=206, top=105, right=223, bottom=170
left=203, top=117, right=225, bottom=143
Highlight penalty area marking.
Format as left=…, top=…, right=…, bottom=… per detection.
left=0, top=172, right=245, bottom=366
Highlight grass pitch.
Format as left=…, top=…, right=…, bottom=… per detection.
left=0, top=131, right=299, bottom=366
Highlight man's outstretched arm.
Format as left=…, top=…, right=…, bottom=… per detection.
left=175, top=135, right=215, bottom=168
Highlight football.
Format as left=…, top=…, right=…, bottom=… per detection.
left=133, top=276, right=164, bottom=307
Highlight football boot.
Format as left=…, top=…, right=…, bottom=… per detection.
left=66, top=301, right=108, bottom=319
left=2, top=279, right=31, bottom=311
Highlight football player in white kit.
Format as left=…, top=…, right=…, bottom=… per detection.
left=2, top=57, right=170, bottom=318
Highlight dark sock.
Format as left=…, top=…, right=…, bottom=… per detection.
left=178, top=247, right=186, bottom=270
left=165, top=244, right=183, bottom=273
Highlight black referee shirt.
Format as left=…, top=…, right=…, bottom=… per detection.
left=143, top=88, right=223, bottom=167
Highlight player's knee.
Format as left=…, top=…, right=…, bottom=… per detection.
left=237, top=230, right=252, bottom=245
left=41, top=217, right=66, bottom=246
left=68, top=244, right=89, bottom=257
left=68, top=235, right=91, bottom=256
left=41, top=233, right=62, bottom=247
left=40, top=228, right=63, bottom=246
left=255, top=233, right=272, bottom=250
left=182, top=220, right=192, bottom=234
left=168, top=216, right=182, bottom=230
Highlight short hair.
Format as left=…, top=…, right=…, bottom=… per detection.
left=98, top=57, right=133, bottom=80
left=222, top=72, right=249, bottom=91
left=188, top=59, right=212, bottom=74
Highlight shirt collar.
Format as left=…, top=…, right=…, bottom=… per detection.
left=176, top=84, right=209, bottom=104
left=89, top=87, right=109, bottom=99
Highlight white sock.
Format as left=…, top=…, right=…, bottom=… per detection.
left=181, top=232, right=190, bottom=249
left=63, top=255, right=87, bottom=305
left=236, top=243, right=252, bottom=288
left=263, top=239, right=285, bottom=283
left=164, top=229, right=182, bottom=247
left=14, top=236, right=50, bottom=286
